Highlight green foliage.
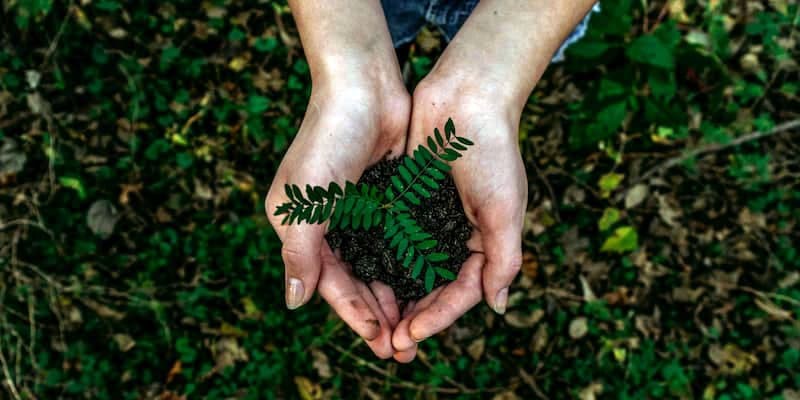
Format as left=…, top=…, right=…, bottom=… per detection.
left=274, top=119, right=473, bottom=292
left=1, top=1, right=798, bottom=398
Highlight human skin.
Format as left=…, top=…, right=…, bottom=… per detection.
left=267, top=0, right=598, bottom=362
left=390, top=0, right=598, bottom=362
left=264, top=0, right=410, bottom=359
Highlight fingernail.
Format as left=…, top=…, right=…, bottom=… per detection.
left=286, top=277, right=304, bottom=310
left=493, top=287, right=508, bottom=315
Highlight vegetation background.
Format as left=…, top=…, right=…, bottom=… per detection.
left=1, top=0, right=798, bottom=399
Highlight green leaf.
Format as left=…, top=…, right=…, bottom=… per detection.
left=311, top=204, right=323, bottom=223
left=412, top=256, right=425, bottom=278
left=397, top=239, right=409, bottom=260
left=328, top=182, right=343, bottom=197
left=426, top=167, right=445, bottom=180
left=417, top=145, right=434, bottom=161
left=599, top=172, right=625, bottom=197
left=362, top=209, right=373, bottom=229
left=444, top=118, right=455, bottom=139
left=398, top=165, right=412, bottom=184
left=420, top=175, right=440, bottom=190
left=394, top=201, right=410, bottom=212
left=59, top=176, right=86, bottom=199
left=456, top=136, right=474, bottom=146
left=284, top=184, right=294, bottom=200
left=384, top=223, right=400, bottom=239
left=431, top=158, right=452, bottom=173
left=391, top=175, right=405, bottom=192
left=427, top=253, right=449, bottom=262
left=417, top=240, right=437, bottom=250
left=601, top=226, right=639, bottom=253
left=246, top=95, right=270, bottom=114
left=450, top=142, right=467, bottom=151
left=626, top=34, right=675, bottom=69
left=412, top=183, right=431, bottom=198
left=435, top=128, right=444, bottom=147
left=321, top=200, right=334, bottom=222
left=409, top=232, right=431, bottom=241
left=404, top=192, right=421, bottom=205
left=306, top=184, right=321, bottom=202
left=389, top=233, right=403, bottom=248
left=292, top=185, right=307, bottom=205
left=424, top=267, right=435, bottom=292
left=344, top=196, right=356, bottom=213
left=404, top=156, right=419, bottom=175
left=427, top=137, right=437, bottom=153
left=598, top=207, right=621, bottom=231
left=440, top=149, right=459, bottom=161
left=403, top=251, right=414, bottom=268
left=435, top=267, right=456, bottom=280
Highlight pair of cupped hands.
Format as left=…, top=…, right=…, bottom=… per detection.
left=265, top=63, right=527, bottom=362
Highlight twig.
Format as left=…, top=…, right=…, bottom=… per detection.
left=519, top=367, right=550, bottom=400
left=0, top=335, right=23, bottom=400
left=632, top=119, right=800, bottom=186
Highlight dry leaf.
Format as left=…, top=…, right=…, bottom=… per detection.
left=311, top=348, right=332, bottom=379
left=113, top=334, right=136, bottom=352
left=569, top=317, right=589, bottom=339
left=624, top=184, right=649, bottom=209
left=87, top=199, right=120, bottom=239
left=505, top=309, right=544, bottom=328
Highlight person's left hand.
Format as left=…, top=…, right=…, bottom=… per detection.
left=390, top=74, right=527, bottom=362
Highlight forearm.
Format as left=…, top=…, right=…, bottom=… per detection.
left=430, top=0, right=597, bottom=111
left=288, top=0, right=402, bottom=89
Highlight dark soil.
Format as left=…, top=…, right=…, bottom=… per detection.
left=326, top=159, right=471, bottom=301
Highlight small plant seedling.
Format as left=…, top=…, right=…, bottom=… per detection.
left=274, top=118, right=474, bottom=292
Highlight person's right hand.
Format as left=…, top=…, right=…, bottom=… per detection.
left=265, top=77, right=410, bottom=358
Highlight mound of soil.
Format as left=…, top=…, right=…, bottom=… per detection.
left=326, top=159, right=471, bottom=301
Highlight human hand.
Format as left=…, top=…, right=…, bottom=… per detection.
left=265, top=77, right=410, bottom=358
left=391, top=74, right=527, bottom=363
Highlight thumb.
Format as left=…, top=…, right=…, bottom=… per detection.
left=280, top=223, right=325, bottom=310
left=481, top=222, right=523, bottom=315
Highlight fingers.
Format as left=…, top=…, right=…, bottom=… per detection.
left=391, top=287, right=444, bottom=352
left=391, top=254, right=485, bottom=353
left=279, top=223, right=326, bottom=310
left=481, top=223, right=523, bottom=315
left=318, top=246, right=394, bottom=359
left=407, top=254, right=485, bottom=342
left=369, top=281, right=400, bottom=328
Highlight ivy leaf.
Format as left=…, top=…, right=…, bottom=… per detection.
left=626, top=34, right=675, bottom=69
left=598, top=207, right=621, bottom=231
left=601, top=226, right=639, bottom=253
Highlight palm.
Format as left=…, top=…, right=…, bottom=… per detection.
left=266, top=88, right=409, bottom=358
left=391, top=86, right=526, bottom=362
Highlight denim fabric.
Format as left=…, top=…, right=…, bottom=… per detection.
left=381, top=0, right=601, bottom=62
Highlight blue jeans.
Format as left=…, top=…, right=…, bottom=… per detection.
left=381, top=0, right=600, bottom=62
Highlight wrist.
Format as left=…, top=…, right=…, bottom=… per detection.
left=416, top=64, right=526, bottom=125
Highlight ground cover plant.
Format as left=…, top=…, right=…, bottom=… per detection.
left=0, top=0, right=798, bottom=399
